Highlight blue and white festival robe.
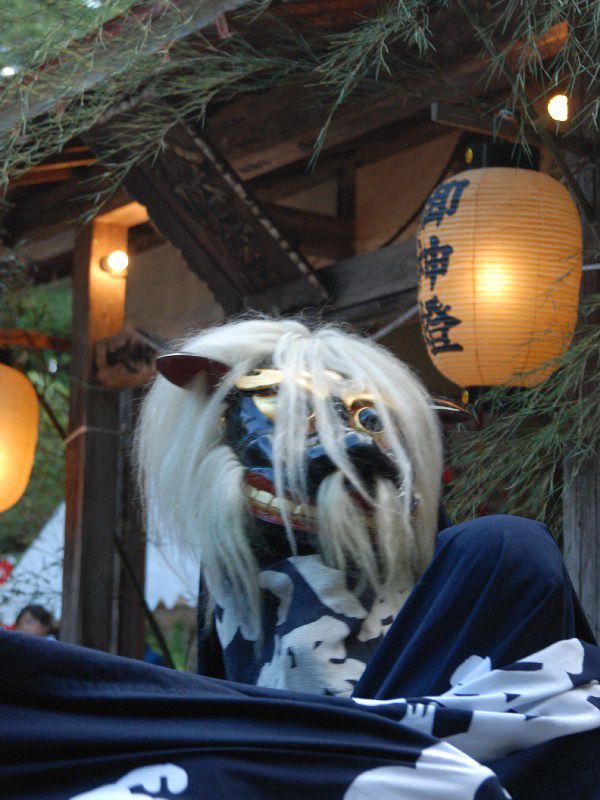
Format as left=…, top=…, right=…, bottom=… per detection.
left=1, top=516, right=599, bottom=799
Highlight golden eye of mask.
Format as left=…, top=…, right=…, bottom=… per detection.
left=236, top=370, right=393, bottom=436
left=249, top=387, right=387, bottom=439
left=353, top=406, right=384, bottom=434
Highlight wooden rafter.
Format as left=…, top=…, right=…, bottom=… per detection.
left=248, top=119, right=450, bottom=203
left=11, top=150, right=97, bottom=187
left=23, top=152, right=96, bottom=173
left=243, top=238, right=419, bottom=323
left=10, top=169, right=75, bottom=188
left=0, top=0, right=253, bottom=137
left=0, top=328, right=70, bottom=351
left=263, top=202, right=354, bottom=260
left=205, top=21, right=570, bottom=180
left=431, top=103, right=591, bottom=159
left=85, top=108, right=328, bottom=314
left=8, top=181, right=131, bottom=242
left=272, top=0, right=380, bottom=29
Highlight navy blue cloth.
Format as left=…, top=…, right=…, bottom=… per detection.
left=0, top=631, right=507, bottom=800
left=354, top=516, right=599, bottom=800
left=0, top=515, right=598, bottom=800
left=355, top=515, right=595, bottom=698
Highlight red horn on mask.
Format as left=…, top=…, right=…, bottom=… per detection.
left=156, top=353, right=229, bottom=391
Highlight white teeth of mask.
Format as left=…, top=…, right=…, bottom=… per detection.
left=244, top=485, right=317, bottom=519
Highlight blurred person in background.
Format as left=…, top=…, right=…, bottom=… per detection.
left=14, top=604, right=55, bottom=638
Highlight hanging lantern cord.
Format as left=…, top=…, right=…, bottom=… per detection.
left=456, top=0, right=598, bottom=239
left=112, top=532, right=177, bottom=669
left=32, top=385, right=67, bottom=441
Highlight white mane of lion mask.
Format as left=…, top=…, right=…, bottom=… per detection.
left=134, top=317, right=443, bottom=629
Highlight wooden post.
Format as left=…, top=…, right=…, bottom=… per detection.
left=563, top=448, right=600, bottom=640
left=563, top=157, right=600, bottom=640
left=62, top=203, right=148, bottom=652
left=115, top=389, right=147, bottom=660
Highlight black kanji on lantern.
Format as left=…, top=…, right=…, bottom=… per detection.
left=418, top=235, right=453, bottom=290
left=420, top=295, right=463, bottom=355
left=422, top=179, right=470, bottom=227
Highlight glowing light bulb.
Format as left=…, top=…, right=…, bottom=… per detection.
left=547, top=94, right=569, bottom=122
left=1, top=66, right=17, bottom=77
left=101, top=250, right=129, bottom=276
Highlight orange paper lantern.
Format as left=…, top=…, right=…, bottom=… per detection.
left=417, top=168, right=582, bottom=387
left=0, top=364, right=39, bottom=512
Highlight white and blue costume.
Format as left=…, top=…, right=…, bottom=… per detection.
left=2, top=515, right=599, bottom=799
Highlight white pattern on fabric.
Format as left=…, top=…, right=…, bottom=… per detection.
left=357, top=591, right=408, bottom=643
left=215, top=554, right=409, bottom=696
left=256, top=615, right=367, bottom=695
left=287, top=556, right=371, bottom=619
left=353, top=639, right=600, bottom=762
left=344, top=742, right=508, bottom=799
left=259, top=570, right=295, bottom=625
left=70, top=764, right=188, bottom=799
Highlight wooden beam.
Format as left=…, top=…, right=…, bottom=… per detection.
left=0, top=328, right=70, bottom=351
left=10, top=169, right=74, bottom=188
left=97, top=201, right=149, bottom=227
left=86, top=111, right=327, bottom=314
left=207, top=87, right=431, bottom=180
left=563, top=154, right=600, bottom=640
left=24, top=154, right=96, bottom=173
left=62, top=219, right=128, bottom=651
left=272, top=0, right=380, bottom=29
left=206, top=22, right=569, bottom=180
left=248, top=119, right=449, bottom=203
left=322, top=238, right=417, bottom=318
left=7, top=228, right=76, bottom=263
left=564, top=447, right=600, bottom=642
left=262, top=202, right=354, bottom=260
left=431, top=102, right=592, bottom=159
left=250, top=160, right=341, bottom=204
left=9, top=181, right=132, bottom=244
left=245, top=238, right=418, bottom=321
left=337, top=161, right=356, bottom=221
left=0, top=0, right=253, bottom=137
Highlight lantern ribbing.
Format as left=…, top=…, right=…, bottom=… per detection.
left=417, top=168, right=582, bottom=388
left=0, top=364, right=39, bottom=512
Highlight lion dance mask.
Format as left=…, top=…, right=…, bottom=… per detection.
left=135, top=318, right=449, bottom=695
